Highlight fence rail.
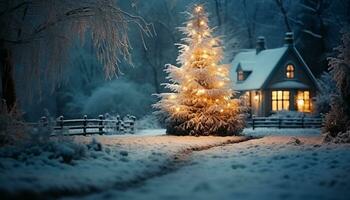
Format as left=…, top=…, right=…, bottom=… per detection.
left=31, top=114, right=136, bottom=136
left=247, top=117, right=323, bottom=130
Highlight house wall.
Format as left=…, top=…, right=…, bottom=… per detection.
left=260, top=48, right=317, bottom=116
left=249, top=90, right=264, bottom=117
left=266, top=49, right=316, bottom=90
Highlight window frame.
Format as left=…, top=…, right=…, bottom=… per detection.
left=296, top=90, right=311, bottom=112
left=237, top=70, right=244, bottom=81
left=271, top=90, right=290, bottom=111
left=285, top=64, right=295, bottom=79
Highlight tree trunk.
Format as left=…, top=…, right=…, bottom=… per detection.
left=0, top=40, right=16, bottom=112
left=275, top=0, right=292, bottom=32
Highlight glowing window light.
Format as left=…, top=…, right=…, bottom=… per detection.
left=220, top=109, right=224, bottom=113
left=200, top=20, right=205, bottom=25
left=254, top=93, right=259, bottom=101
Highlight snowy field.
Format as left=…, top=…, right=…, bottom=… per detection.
left=1, top=128, right=349, bottom=200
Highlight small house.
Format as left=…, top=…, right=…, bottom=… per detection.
left=230, top=32, right=319, bottom=117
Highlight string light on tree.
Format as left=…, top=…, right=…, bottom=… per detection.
left=153, top=5, right=245, bottom=136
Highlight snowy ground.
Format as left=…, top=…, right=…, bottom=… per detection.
left=1, top=128, right=349, bottom=200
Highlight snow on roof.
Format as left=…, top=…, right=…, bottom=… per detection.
left=237, top=61, right=255, bottom=71
left=231, top=47, right=288, bottom=91
left=270, top=80, right=309, bottom=89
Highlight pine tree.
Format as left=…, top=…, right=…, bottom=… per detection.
left=154, top=5, right=245, bottom=136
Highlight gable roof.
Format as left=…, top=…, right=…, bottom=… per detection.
left=230, top=46, right=320, bottom=91
left=231, top=47, right=288, bottom=91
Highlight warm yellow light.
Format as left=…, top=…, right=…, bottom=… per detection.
left=175, top=107, right=180, bottom=112
left=200, top=20, right=205, bottom=25
left=218, top=68, right=222, bottom=72
left=195, top=6, right=202, bottom=12
left=197, top=89, right=205, bottom=95
left=227, top=103, right=231, bottom=107
left=220, top=109, right=224, bottom=113
left=169, top=94, right=176, bottom=99
left=192, top=30, right=196, bottom=35
left=254, top=94, right=259, bottom=101
left=187, top=23, right=192, bottom=27
left=211, top=39, right=216, bottom=45
left=203, top=98, right=207, bottom=102
left=218, top=82, right=224, bottom=87
left=183, top=86, right=188, bottom=91
left=211, top=63, right=215, bottom=66
left=215, top=99, right=219, bottom=102
left=297, top=99, right=304, bottom=106
left=204, top=31, right=209, bottom=35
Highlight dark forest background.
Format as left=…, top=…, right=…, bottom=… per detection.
left=1, top=0, right=349, bottom=121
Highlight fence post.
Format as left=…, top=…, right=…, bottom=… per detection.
left=41, top=116, right=48, bottom=127
left=252, top=117, right=255, bottom=130
left=98, top=115, right=104, bottom=135
left=120, top=122, right=125, bottom=134
left=83, top=115, right=87, bottom=136
left=278, top=118, right=281, bottom=129
left=116, top=115, right=121, bottom=133
left=59, top=115, right=64, bottom=130
left=301, top=116, right=305, bottom=128
left=130, top=116, right=136, bottom=134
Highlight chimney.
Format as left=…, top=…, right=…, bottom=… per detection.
left=284, top=32, right=294, bottom=47
left=256, top=36, right=266, bottom=54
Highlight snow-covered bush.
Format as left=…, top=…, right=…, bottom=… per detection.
left=314, top=72, right=338, bottom=115
left=135, top=114, right=161, bottom=130
left=0, top=134, right=107, bottom=164
left=323, top=29, right=350, bottom=143
left=82, top=79, right=155, bottom=118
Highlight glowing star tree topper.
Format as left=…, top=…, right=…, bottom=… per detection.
left=153, top=5, right=245, bottom=136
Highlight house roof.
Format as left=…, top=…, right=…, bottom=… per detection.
left=231, top=47, right=288, bottom=91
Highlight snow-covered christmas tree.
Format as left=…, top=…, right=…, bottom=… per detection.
left=154, top=5, right=245, bottom=136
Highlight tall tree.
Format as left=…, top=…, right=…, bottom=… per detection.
left=0, top=0, right=152, bottom=110
left=154, top=5, right=245, bottom=136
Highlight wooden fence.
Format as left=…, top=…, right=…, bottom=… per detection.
left=33, top=115, right=136, bottom=136
left=247, top=117, right=323, bottom=130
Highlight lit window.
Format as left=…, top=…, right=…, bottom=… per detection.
left=286, top=64, right=294, bottom=79
left=238, top=71, right=244, bottom=81
left=272, top=90, right=290, bottom=111
left=296, top=91, right=311, bottom=112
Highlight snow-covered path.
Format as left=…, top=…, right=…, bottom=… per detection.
left=1, top=129, right=349, bottom=200
left=75, top=135, right=350, bottom=200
